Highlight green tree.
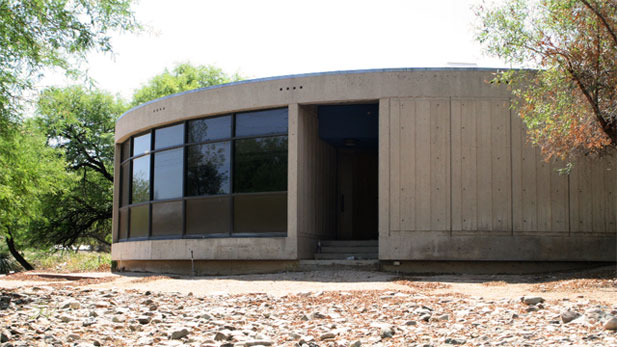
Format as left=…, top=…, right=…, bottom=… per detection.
left=33, top=86, right=127, bottom=250
left=475, top=0, right=617, bottom=162
left=0, top=0, right=138, bottom=268
left=0, top=0, right=139, bottom=123
left=131, top=63, right=244, bottom=106
left=0, top=123, right=69, bottom=270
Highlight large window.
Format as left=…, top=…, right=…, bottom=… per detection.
left=117, top=108, right=288, bottom=241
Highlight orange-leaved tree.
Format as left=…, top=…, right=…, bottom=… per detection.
left=475, top=0, right=617, bottom=166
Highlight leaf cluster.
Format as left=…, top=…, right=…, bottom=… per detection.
left=131, top=63, right=244, bottom=106
left=475, top=0, right=617, bottom=161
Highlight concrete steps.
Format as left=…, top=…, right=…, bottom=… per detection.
left=315, top=240, right=378, bottom=260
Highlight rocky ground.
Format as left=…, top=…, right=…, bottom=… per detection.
left=1, top=269, right=616, bottom=346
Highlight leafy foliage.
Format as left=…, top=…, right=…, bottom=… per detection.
left=0, top=0, right=139, bottom=123
left=32, top=86, right=127, bottom=249
left=131, top=63, right=243, bottom=106
left=0, top=122, right=69, bottom=269
left=475, top=0, right=617, bottom=161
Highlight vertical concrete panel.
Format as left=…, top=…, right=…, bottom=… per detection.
left=476, top=100, right=493, bottom=230
left=520, top=126, right=538, bottom=232
left=549, top=159, right=569, bottom=233
left=490, top=100, right=511, bottom=231
left=592, top=159, right=607, bottom=233
left=570, top=159, right=593, bottom=232
left=415, top=99, right=432, bottom=230
left=604, top=158, right=617, bottom=233
left=378, top=98, right=391, bottom=257
left=450, top=100, right=463, bottom=231
left=399, top=98, right=416, bottom=230
left=389, top=98, right=401, bottom=230
left=288, top=104, right=299, bottom=250
left=536, top=158, right=552, bottom=232
left=460, top=100, right=479, bottom=230
left=429, top=99, right=450, bottom=230
left=511, top=112, right=523, bottom=232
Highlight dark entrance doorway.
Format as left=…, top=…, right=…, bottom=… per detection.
left=318, top=103, right=378, bottom=241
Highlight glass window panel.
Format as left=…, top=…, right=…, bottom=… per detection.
left=234, top=136, right=287, bottom=193
left=121, top=163, right=130, bottom=207
left=131, top=156, right=150, bottom=203
left=129, top=205, right=149, bottom=238
left=118, top=208, right=128, bottom=240
left=151, top=201, right=183, bottom=237
left=186, top=197, right=231, bottom=235
left=233, top=193, right=287, bottom=234
left=121, top=140, right=130, bottom=161
left=153, top=148, right=183, bottom=200
left=186, top=142, right=230, bottom=196
left=235, top=108, right=288, bottom=137
left=188, top=116, right=232, bottom=143
left=155, top=124, right=184, bottom=149
left=132, top=133, right=151, bottom=156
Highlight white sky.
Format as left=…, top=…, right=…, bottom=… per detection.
left=41, top=0, right=508, bottom=100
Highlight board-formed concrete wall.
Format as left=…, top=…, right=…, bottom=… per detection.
left=113, top=68, right=616, bottom=265
left=378, top=96, right=616, bottom=261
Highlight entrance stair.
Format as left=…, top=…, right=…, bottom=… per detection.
left=314, top=240, right=378, bottom=260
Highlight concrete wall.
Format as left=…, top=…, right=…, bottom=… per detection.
left=293, top=105, right=337, bottom=259
left=113, top=68, right=616, bottom=265
left=379, top=96, right=616, bottom=261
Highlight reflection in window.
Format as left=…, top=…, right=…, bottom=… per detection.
left=236, top=108, right=287, bottom=137
left=121, top=163, right=130, bottom=207
left=234, top=136, right=287, bottom=193
left=186, top=142, right=230, bottom=196
left=155, top=124, right=184, bottom=149
left=131, top=155, right=150, bottom=203
left=132, top=133, right=151, bottom=156
left=233, top=193, right=287, bottom=234
left=129, top=205, right=149, bottom=238
left=121, top=140, right=130, bottom=161
left=188, top=116, right=231, bottom=143
left=153, top=148, right=183, bottom=200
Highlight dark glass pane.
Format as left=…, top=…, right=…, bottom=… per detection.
left=235, top=108, right=288, bottom=137
left=121, top=163, right=130, bottom=207
left=155, top=124, right=184, bottom=149
left=151, top=201, right=183, bottom=237
left=121, top=140, right=130, bottom=161
left=234, top=136, right=287, bottom=193
left=186, top=197, right=231, bottom=235
left=153, top=148, right=183, bottom=200
left=118, top=208, right=128, bottom=240
left=131, top=156, right=150, bottom=203
left=233, top=193, right=287, bottom=234
left=186, top=142, right=230, bottom=196
left=188, top=116, right=231, bottom=143
left=129, top=205, right=149, bottom=238
left=133, top=133, right=151, bottom=156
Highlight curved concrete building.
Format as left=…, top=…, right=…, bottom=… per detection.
left=112, top=68, right=616, bottom=274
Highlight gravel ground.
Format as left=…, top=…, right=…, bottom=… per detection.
left=1, top=268, right=616, bottom=346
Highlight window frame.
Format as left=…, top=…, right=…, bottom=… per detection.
left=117, top=108, right=288, bottom=242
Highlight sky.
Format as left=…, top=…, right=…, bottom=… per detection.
left=41, top=0, right=508, bottom=100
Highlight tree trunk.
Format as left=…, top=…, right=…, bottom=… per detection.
left=5, top=231, right=34, bottom=271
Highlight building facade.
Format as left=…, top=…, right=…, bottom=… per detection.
left=112, top=69, right=616, bottom=274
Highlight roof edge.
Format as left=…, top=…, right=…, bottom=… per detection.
left=118, top=66, right=524, bottom=122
